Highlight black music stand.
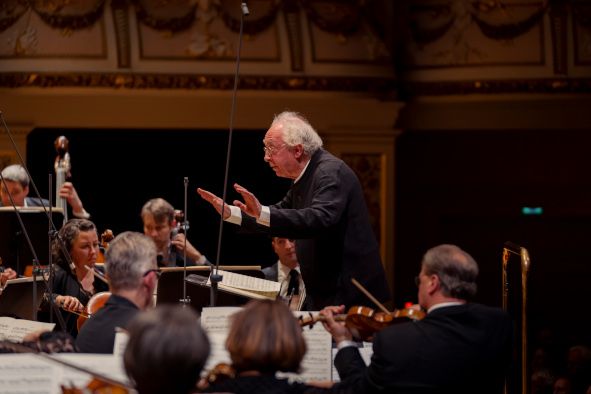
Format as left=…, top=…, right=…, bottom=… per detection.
left=156, top=267, right=264, bottom=313
left=0, top=276, right=45, bottom=320
left=0, top=207, right=64, bottom=276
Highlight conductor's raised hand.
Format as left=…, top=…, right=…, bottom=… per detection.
left=233, top=183, right=262, bottom=218
left=196, top=188, right=231, bottom=219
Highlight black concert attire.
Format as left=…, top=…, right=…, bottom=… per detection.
left=76, top=294, right=139, bottom=354
left=41, top=266, right=109, bottom=338
left=332, top=303, right=513, bottom=394
left=237, top=149, right=390, bottom=310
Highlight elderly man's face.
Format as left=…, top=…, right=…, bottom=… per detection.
left=263, top=125, right=300, bottom=179
left=0, top=180, right=28, bottom=206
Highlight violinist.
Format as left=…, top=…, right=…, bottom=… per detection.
left=124, top=305, right=210, bottom=394
left=1, top=164, right=90, bottom=218
left=76, top=232, right=159, bottom=353
left=141, top=198, right=209, bottom=267
left=200, top=299, right=330, bottom=394
left=44, top=218, right=109, bottom=337
left=320, top=244, right=513, bottom=394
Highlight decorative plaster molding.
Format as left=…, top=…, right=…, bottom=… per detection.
left=0, top=72, right=397, bottom=93
left=405, top=78, right=591, bottom=95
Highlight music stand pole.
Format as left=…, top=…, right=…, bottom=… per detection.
left=179, top=176, right=191, bottom=308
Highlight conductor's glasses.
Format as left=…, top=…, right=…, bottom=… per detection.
left=263, top=144, right=286, bottom=156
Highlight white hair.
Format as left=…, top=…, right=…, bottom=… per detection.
left=271, top=111, right=323, bottom=156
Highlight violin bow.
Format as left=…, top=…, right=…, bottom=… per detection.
left=351, top=278, right=390, bottom=314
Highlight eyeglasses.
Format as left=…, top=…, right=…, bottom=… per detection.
left=143, top=268, right=161, bottom=279
left=263, top=144, right=286, bottom=156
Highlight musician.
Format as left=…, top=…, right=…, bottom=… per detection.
left=263, top=237, right=307, bottom=310
left=0, top=164, right=90, bottom=218
left=321, top=244, right=513, bottom=394
left=200, top=299, right=328, bottom=394
left=0, top=266, right=17, bottom=283
left=76, top=232, right=159, bottom=353
left=124, top=305, right=210, bottom=394
left=141, top=198, right=209, bottom=267
left=46, top=218, right=109, bottom=337
left=197, top=111, right=390, bottom=310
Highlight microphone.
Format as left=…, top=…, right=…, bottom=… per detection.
left=241, top=2, right=250, bottom=16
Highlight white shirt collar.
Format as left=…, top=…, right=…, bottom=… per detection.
left=427, top=301, right=465, bottom=314
left=294, top=159, right=311, bottom=184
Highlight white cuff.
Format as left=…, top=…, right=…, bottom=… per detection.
left=337, top=340, right=357, bottom=350
left=256, top=206, right=270, bottom=227
left=227, top=205, right=242, bottom=225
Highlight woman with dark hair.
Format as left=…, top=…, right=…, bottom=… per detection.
left=44, top=218, right=109, bottom=337
left=124, top=305, right=210, bottom=394
left=202, top=299, right=328, bottom=394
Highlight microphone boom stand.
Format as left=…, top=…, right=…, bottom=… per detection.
left=210, top=1, right=249, bottom=307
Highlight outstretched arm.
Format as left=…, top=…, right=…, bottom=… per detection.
left=196, top=188, right=232, bottom=219
left=233, top=183, right=262, bottom=218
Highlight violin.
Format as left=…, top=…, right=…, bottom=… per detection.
left=76, top=291, right=111, bottom=331
left=299, top=305, right=425, bottom=341
left=61, top=377, right=129, bottom=394
left=202, top=362, right=236, bottom=386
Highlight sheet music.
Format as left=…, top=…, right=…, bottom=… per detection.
left=0, top=354, right=58, bottom=393
left=0, top=353, right=128, bottom=394
left=0, top=317, right=55, bottom=342
left=112, top=329, right=129, bottom=357
left=200, top=307, right=241, bottom=376
left=210, top=270, right=280, bottom=293
left=200, top=306, right=242, bottom=333
left=278, top=311, right=333, bottom=383
left=331, top=342, right=373, bottom=382
left=54, top=353, right=129, bottom=388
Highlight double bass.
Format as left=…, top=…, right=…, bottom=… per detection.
left=54, top=136, right=71, bottom=225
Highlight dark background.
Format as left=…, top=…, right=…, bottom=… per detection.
left=26, top=128, right=292, bottom=269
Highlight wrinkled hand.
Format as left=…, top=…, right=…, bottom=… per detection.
left=2, top=267, right=17, bottom=280
left=320, top=305, right=352, bottom=344
left=56, top=295, right=83, bottom=313
left=171, top=233, right=203, bottom=263
left=59, top=182, right=85, bottom=214
left=233, top=183, right=262, bottom=218
left=197, top=188, right=231, bottom=219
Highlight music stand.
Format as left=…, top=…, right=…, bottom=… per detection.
left=156, top=266, right=264, bottom=313
left=0, top=276, right=45, bottom=320
left=0, top=207, right=64, bottom=276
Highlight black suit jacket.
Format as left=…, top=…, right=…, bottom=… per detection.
left=333, top=303, right=513, bottom=394
left=76, top=294, right=139, bottom=353
left=242, top=149, right=390, bottom=310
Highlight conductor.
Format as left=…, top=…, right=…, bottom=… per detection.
left=197, top=111, right=390, bottom=310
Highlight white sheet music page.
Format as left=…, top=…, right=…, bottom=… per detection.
left=0, top=354, right=58, bottom=394
left=276, top=311, right=332, bottom=383
left=0, top=317, right=55, bottom=342
left=208, top=270, right=280, bottom=299
left=200, top=307, right=242, bottom=376
left=331, top=341, right=373, bottom=382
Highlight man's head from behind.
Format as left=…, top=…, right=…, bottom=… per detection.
left=105, top=231, right=158, bottom=309
left=271, top=237, right=298, bottom=270
left=124, top=305, right=210, bottom=394
left=417, top=244, right=479, bottom=309
left=1, top=164, right=29, bottom=206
